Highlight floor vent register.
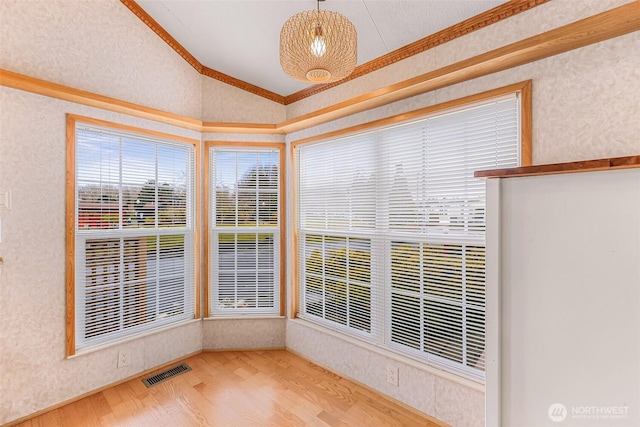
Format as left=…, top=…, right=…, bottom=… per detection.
left=142, top=363, right=192, bottom=388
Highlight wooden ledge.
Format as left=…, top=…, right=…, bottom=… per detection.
left=475, top=155, right=640, bottom=179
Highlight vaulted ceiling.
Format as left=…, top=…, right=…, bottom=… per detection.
left=122, top=1, right=548, bottom=104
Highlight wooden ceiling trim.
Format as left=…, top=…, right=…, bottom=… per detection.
left=277, top=1, right=640, bottom=133
left=121, top=0, right=203, bottom=73
left=121, top=0, right=286, bottom=105
left=121, top=0, right=548, bottom=105
left=3, top=2, right=637, bottom=136
left=283, top=0, right=551, bottom=104
left=0, top=68, right=284, bottom=134
left=200, top=67, right=285, bottom=105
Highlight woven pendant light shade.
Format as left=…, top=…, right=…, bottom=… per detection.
left=280, top=8, right=357, bottom=84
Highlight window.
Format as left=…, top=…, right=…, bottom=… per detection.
left=206, top=143, right=284, bottom=317
left=67, top=116, right=197, bottom=355
left=296, top=87, right=527, bottom=380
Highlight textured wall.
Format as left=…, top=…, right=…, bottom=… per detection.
left=429, top=31, right=640, bottom=164
left=0, top=86, right=204, bottom=425
left=287, top=320, right=485, bottom=427
left=200, top=76, right=286, bottom=124
left=286, top=0, right=635, bottom=120
left=287, top=6, right=640, bottom=166
left=284, top=2, right=640, bottom=427
left=202, top=318, right=286, bottom=350
left=0, top=0, right=202, bottom=119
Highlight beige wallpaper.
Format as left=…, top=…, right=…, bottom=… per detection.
left=0, top=0, right=202, bottom=119
left=286, top=0, right=635, bottom=120
left=284, top=2, right=640, bottom=427
left=433, top=0, right=634, bottom=70
left=200, top=76, right=286, bottom=124
left=432, top=31, right=640, bottom=164
left=286, top=9, right=640, bottom=165
left=202, top=318, right=286, bottom=350
left=0, top=87, right=204, bottom=425
left=286, top=320, right=485, bottom=427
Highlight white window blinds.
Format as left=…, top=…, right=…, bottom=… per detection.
left=298, top=134, right=379, bottom=339
left=297, top=94, right=520, bottom=380
left=209, top=148, right=281, bottom=316
left=74, top=123, right=196, bottom=351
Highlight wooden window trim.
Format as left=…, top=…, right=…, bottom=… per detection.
left=204, top=141, right=286, bottom=318
left=65, top=114, right=201, bottom=356
left=289, top=80, right=532, bottom=320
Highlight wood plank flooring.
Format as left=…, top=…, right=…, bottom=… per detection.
left=14, top=350, right=447, bottom=427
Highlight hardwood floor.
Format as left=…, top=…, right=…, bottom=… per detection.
left=15, top=350, right=447, bottom=426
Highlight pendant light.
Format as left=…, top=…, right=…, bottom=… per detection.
left=280, top=0, right=357, bottom=84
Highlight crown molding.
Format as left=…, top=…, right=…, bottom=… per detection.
left=276, top=1, right=640, bottom=133
left=283, top=0, right=551, bottom=104
left=121, top=0, right=548, bottom=105
left=3, top=1, right=638, bottom=136
left=200, top=67, right=285, bottom=105
left=120, top=0, right=285, bottom=105
left=120, top=0, right=203, bottom=73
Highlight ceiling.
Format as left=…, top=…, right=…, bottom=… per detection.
left=133, top=0, right=508, bottom=98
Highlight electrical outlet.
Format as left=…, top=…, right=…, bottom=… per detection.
left=386, top=365, right=399, bottom=386
left=117, top=351, right=130, bottom=368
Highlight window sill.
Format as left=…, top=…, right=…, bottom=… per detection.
left=67, top=318, right=201, bottom=359
left=203, top=316, right=286, bottom=321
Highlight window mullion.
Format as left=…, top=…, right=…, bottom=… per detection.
left=462, top=245, right=468, bottom=368
left=155, top=235, right=160, bottom=318
left=321, top=235, right=326, bottom=319
left=421, top=243, right=427, bottom=355
left=119, top=237, right=125, bottom=333
left=254, top=233, right=259, bottom=306
left=345, top=238, right=351, bottom=327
